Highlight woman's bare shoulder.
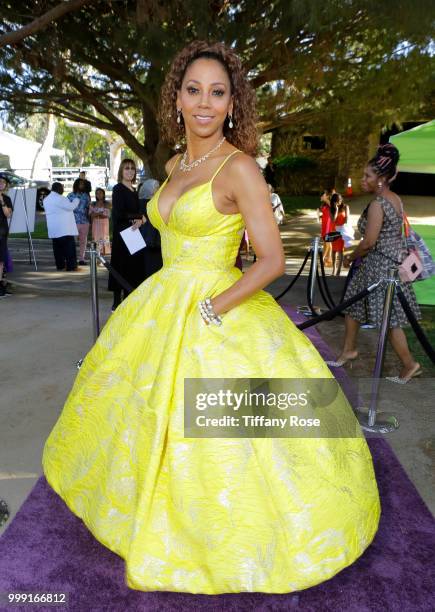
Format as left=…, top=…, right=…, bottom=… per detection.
left=164, top=153, right=181, bottom=176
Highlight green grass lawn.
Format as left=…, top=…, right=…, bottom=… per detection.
left=404, top=305, right=435, bottom=373
left=411, top=225, right=435, bottom=306
left=13, top=216, right=48, bottom=239
left=12, top=215, right=114, bottom=241
left=281, top=195, right=320, bottom=217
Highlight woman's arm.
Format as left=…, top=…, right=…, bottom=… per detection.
left=211, top=155, right=285, bottom=316
left=0, top=194, right=12, bottom=218
left=346, top=200, right=383, bottom=262
left=57, top=195, right=79, bottom=211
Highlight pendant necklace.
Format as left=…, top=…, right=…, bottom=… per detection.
left=180, top=136, right=226, bottom=173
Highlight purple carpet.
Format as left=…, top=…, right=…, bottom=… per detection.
left=0, top=307, right=434, bottom=612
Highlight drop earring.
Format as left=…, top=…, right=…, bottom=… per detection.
left=228, top=114, right=233, bottom=129
left=377, top=180, right=383, bottom=192
left=176, top=109, right=181, bottom=124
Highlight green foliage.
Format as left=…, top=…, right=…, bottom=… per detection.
left=273, top=156, right=317, bottom=171
left=54, top=120, right=109, bottom=166
left=0, top=0, right=433, bottom=171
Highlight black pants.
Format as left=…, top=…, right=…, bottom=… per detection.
left=52, top=235, right=77, bottom=271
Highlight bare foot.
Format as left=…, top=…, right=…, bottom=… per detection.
left=399, top=362, right=421, bottom=380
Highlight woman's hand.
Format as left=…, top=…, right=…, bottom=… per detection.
left=131, top=218, right=143, bottom=231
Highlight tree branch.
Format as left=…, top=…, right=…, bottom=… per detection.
left=0, top=0, right=96, bottom=48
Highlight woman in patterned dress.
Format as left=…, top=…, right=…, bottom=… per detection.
left=329, top=144, right=421, bottom=383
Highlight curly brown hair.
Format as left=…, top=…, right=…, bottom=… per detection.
left=158, top=41, right=258, bottom=156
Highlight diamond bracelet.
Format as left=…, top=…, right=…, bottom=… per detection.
left=198, top=298, right=223, bottom=326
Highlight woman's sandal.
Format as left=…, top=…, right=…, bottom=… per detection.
left=325, top=354, right=358, bottom=368
left=386, top=363, right=422, bottom=385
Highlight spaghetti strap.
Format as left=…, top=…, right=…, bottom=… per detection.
left=211, top=150, right=242, bottom=181
left=167, top=155, right=181, bottom=180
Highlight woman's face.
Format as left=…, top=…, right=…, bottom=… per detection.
left=177, top=58, right=233, bottom=139
left=362, top=165, right=382, bottom=193
left=0, top=179, right=7, bottom=192
left=77, top=180, right=86, bottom=193
left=122, top=163, right=136, bottom=183
left=96, top=189, right=104, bottom=201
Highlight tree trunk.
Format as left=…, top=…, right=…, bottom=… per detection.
left=142, top=102, right=170, bottom=180
left=31, top=113, right=56, bottom=180
left=109, top=139, right=123, bottom=180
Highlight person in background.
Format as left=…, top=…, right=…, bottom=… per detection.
left=138, top=178, right=160, bottom=203
left=328, top=143, right=421, bottom=383
left=138, top=178, right=163, bottom=279
left=43, top=182, right=80, bottom=272
left=109, top=158, right=146, bottom=311
left=68, top=178, right=90, bottom=265
left=330, top=193, right=348, bottom=276
left=264, top=156, right=276, bottom=189
left=78, top=170, right=92, bottom=194
left=0, top=175, right=13, bottom=298
left=90, top=188, right=111, bottom=257
left=317, top=188, right=334, bottom=266
left=268, top=183, right=285, bottom=225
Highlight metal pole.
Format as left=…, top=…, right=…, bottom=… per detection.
left=357, top=267, right=399, bottom=434
left=89, top=241, right=100, bottom=341
left=297, top=237, right=322, bottom=317
left=309, top=236, right=320, bottom=309
left=22, top=188, right=38, bottom=271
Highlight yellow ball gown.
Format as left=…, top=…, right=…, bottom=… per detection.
left=43, top=151, right=380, bottom=594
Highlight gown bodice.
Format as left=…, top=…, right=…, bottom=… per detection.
left=147, top=152, right=245, bottom=273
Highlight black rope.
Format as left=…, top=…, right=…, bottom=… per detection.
left=396, top=285, right=435, bottom=364
left=316, top=266, right=335, bottom=310
left=319, top=252, right=337, bottom=309
left=98, top=256, right=134, bottom=294
left=274, top=249, right=310, bottom=301
left=297, top=282, right=383, bottom=330
left=0, top=499, right=9, bottom=528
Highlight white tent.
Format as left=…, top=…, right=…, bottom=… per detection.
left=0, top=129, right=64, bottom=179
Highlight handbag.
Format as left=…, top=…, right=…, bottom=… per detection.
left=324, top=231, right=342, bottom=242
left=374, top=200, right=423, bottom=283
left=139, top=200, right=161, bottom=249
left=403, top=220, right=435, bottom=281
left=400, top=205, right=435, bottom=281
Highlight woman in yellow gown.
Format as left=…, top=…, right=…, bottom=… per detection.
left=43, top=41, right=380, bottom=594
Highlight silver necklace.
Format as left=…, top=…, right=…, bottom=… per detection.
left=180, top=136, right=226, bottom=173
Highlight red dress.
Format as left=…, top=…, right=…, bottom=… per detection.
left=332, top=211, right=346, bottom=252
left=320, top=204, right=332, bottom=238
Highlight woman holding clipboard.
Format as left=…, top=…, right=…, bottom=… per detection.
left=108, top=159, right=145, bottom=311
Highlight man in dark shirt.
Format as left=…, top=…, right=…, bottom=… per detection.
left=0, top=175, right=13, bottom=298
left=79, top=171, right=92, bottom=195
left=264, top=157, right=276, bottom=190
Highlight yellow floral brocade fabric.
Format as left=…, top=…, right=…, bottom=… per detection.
left=43, top=160, right=380, bottom=594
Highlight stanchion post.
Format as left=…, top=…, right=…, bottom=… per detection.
left=357, top=267, right=399, bottom=433
left=309, top=236, right=320, bottom=309
left=297, top=237, right=322, bottom=317
left=89, top=241, right=100, bottom=342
